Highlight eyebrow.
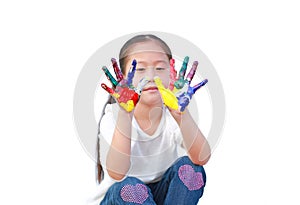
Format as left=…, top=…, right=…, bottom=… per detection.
left=137, top=60, right=168, bottom=64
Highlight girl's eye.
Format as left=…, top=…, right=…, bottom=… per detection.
left=136, top=68, right=145, bottom=72
left=156, top=67, right=165, bottom=71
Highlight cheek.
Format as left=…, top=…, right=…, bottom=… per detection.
left=132, top=75, right=143, bottom=87
left=157, top=73, right=170, bottom=88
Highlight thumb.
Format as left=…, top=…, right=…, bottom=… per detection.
left=154, top=76, right=166, bottom=91
left=135, top=77, right=150, bottom=95
left=154, top=76, right=178, bottom=110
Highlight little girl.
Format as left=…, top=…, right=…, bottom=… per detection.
left=93, top=34, right=211, bottom=205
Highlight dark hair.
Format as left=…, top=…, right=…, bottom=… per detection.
left=96, top=34, right=172, bottom=183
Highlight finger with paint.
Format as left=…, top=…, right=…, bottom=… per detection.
left=189, top=79, right=208, bottom=95
left=169, top=59, right=177, bottom=90
left=111, top=58, right=124, bottom=82
left=174, top=56, right=189, bottom=89
left=186, top=61, right=198, bottom=84
left=102, top=66, right=118, bottom=87
left=126, top=59, right=137, bottom=87
left=135, top=77, right=150, bottom=95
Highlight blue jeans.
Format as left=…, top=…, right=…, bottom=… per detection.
left=100, top=156, right=206, bottom=205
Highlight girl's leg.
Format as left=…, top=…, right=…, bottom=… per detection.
left=147, top=156, right=206, bottom=205
left=100, top=177, right=156, bottom=205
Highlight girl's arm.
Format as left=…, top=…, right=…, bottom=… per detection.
left=101, top=59, right=148, bottom=180
left=154, top=57, right=210, bottom=165
left=106, top=109, right=133, bottom=180
left=170, top=108, right=211, bottom=165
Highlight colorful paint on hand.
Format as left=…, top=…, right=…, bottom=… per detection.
left=155, top=56, right=208, bottom=112
left=101, top=58, right=148, bottom=112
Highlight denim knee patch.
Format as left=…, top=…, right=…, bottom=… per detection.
left=178, top=164, right=204, bottom=191
left=120, top=183, right=149, bottom=204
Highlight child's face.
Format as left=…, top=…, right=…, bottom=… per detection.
left=124, top=41, right=170, bottom=105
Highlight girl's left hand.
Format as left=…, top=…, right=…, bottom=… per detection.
left=154, top=56, right=208, bottom=112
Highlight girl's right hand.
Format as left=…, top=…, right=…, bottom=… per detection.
left=101, top=58, right=149, bottom=112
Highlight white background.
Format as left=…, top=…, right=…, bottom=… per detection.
left=1, top=0, right=299, bottom=204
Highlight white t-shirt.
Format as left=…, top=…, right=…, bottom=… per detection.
left=88, top=104, right=186, bottom=205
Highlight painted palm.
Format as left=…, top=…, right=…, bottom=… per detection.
left=101, top=58, right=148, bottom=112
left=154, top=56, right=208, bottom=112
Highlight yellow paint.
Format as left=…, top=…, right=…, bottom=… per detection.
left=154, top=77, right=178, bottom=110
left=112, top=93, right=120, bottom=98
left=120, top=100, right=134, bottom=112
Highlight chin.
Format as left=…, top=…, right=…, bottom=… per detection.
left=139, top=92, right=162, bottom=105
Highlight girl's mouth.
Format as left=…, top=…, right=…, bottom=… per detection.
left=143, top=87, right=158, bottom=92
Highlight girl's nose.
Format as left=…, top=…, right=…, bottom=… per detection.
left=146, top=67, right=156, bottom=80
